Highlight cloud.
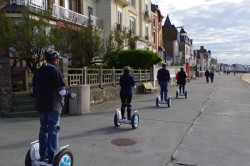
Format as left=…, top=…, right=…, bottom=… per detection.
left=152, top=0, right=250, bottom=65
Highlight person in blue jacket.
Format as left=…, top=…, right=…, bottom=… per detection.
left=32, top=51, right=75, bottom=164
left=119, top=66, right=136, bottom=120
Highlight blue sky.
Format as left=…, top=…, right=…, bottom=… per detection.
left=151, top=0, right=250, bottom=65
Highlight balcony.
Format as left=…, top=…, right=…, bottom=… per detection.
left=10, top=0, right=46, bottom=10
left=144, top=10, right=153, bottom=22
left=52, top=4, right=103, bottom=29
left=115, top=0, right=130, bottom=7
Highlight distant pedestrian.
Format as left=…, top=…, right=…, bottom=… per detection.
left=177, top=67, right=187, bottom=94
left=210, top=71, right=214, bottom=83
left=205, top=69, right=210, bottom=83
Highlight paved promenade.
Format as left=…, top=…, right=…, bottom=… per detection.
left=0, top=73, right=250, bottom=166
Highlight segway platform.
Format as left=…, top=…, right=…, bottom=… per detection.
left=114, top=109, right=139, bottom=129
left=176, top=90, right=188, bottom=99
left=156, top=95, right=172, bottom=107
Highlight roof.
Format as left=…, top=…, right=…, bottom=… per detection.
left=163, top=15, right=171, bottom=26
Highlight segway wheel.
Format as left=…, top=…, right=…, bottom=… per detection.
left=53, top=148, right=73, bottom=166
left=176, top=91, right=179, bottom=98
left=168, top=98, right=172, bottom=107
left=131, top=113, right=139, bottom=129
left=185, top=91, right=188, bottom=98
left=25, top=149, right=32, bottom=166
left=114, top=112, right=121, bottom=127
left=156, top=97, right=159, bottom=107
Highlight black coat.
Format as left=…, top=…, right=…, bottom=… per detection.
left=157, top=68, right=170, bottom=82
left=33, top=63, right=65, bottom=112
left=178, top=70, right=187, bottom=84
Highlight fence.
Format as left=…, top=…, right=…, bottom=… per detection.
left=68, top=67, right=152, bottom=87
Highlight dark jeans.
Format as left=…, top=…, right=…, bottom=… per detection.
left=120, top=94, right=132, bottom=120
left=160, top=81, right=168, bottom=101
left=179, top=83, right=186, bottom=94
left=206, top=76, right=209, bottom=83
left=39, top=112, right=60, bottom=161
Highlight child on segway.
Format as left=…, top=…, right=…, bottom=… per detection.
left=119, top=66, right=136, bottom=120
left=177, top=67, right=187, bottom=94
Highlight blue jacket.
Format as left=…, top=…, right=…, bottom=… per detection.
left=33, top=63, right=65, bottom=112
left=119, top=74, right=135, bottom=95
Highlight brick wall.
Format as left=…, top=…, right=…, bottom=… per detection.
left=0, top=58, right=12, bottom=112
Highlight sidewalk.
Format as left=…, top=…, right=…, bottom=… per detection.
left=0, top=73, right=250, bottom=166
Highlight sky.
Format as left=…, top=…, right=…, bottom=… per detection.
left=151, top=0, right=250, bottom=65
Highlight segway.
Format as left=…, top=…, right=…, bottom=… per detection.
left=176, top=89, right=188, bottom=99
left=156, top=94, right=172, bottom=107
left=114, top=109, right=139, bottom=129
left=25, top=140, right=73, bottom=166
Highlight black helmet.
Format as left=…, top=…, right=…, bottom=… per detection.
left=45, top=51, right=60, bottom=60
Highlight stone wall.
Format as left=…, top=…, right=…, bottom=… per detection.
left=0, top=58, right=12, bottom=112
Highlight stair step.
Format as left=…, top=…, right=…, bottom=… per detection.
left=1, top=111, right=39, bottom=118
left=12, top=105, right=36, bottom=112
left=13, top=100, right=35, bottom=106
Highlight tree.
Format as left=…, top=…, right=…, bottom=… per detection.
left=49, top=23, right=76, bottom=58
left=106, top=50, right=162, bottom=69
left=103, top=30, right=139, bottom=63
left=12, top=8, right=50, bottom=72
left=70, top=25, right=104, bottom=67
left=0, top=10, right=15, bottom=57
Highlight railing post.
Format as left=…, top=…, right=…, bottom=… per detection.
left=99, top=67, right=103, bottom=88
left=112, top=67, right=115, bottom=86
left=145, top=69, right=148, bottom=82
left=83, top=67, right=87, bottom=84
left=139, top=68, right=141, bottom=82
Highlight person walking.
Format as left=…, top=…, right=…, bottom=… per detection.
left=177, top=67, right=187, bottom=94
left=205, top=69, right=210, bottom=83
left=210, top=70, right=214, bottom=83
left=157, top=63, right=171, bottom=101
left=175, top=69, right=180, bottom=86
left=119, top=66, right=136, bottom=120
left=32, top=51, right=75, bottom=164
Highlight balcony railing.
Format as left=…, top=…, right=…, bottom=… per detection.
left=52, top=4, right=103, bottom=29
left=115, top=23, right=130, bottom=33
left=10, top=0, right=46, bottom=10
left=144, top=10, right=153, bottom=22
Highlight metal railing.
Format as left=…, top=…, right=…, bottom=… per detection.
left=68, top=67, right=152, bottom=87
left=10, top=0, right=46, bottom=10
left=52, top=4, right=103, bottom=29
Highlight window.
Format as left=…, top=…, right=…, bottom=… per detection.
left=75, top=0, right=81, bottom=14
left=118, top=11, right=122, bottom=24
left=88, top=6, right=93, bottom=18
left=145, top=1, right=148, bottom=10
left=130, top=17, right=136, bottom=34
left=145, top=24, right=149, bottom=36
left=153, top=18, right=156, bottom=27
left=153, top=31, right=156, bottom=44
left=129, top=0, right=135, bottom=6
